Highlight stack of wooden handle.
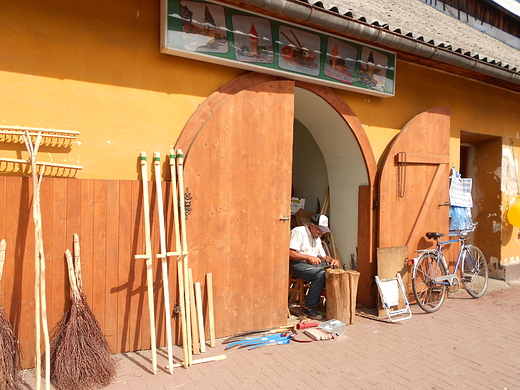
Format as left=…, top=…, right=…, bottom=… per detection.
left=136, top=148, right=223, bottom=375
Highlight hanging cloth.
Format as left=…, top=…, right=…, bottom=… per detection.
left=449, top=167, right=473, bottom=208
left=449, top=167, right=473, bottom=234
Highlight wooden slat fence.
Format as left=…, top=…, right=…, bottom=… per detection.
left=0, top=175, right=180, bottom=369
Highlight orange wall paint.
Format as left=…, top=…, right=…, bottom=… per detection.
left=2, top=0, right=520, bottom=266
left=2, top=1, right=519, bottom=180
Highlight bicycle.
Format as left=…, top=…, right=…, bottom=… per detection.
left=411, top=223, right=489, bottom=313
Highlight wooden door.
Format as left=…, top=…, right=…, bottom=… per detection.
left=378, top=107, right=451, bottom=280
left=182, top=80, right=295, bottom=337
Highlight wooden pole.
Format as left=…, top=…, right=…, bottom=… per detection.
left=176, top=261, right=189, bottom=366
left=168, top=149, right=189, bottom=366
left=172, top=355, right=226, bottom=368
left=177, top=149, right=193, bottom=366
left=206, top=273, right=216, bottom=348
left=195, top=281, right=206, bottom=353
left=134, top=152, right=157, bottom=375
left=188, top=268, right=200, bottom=355
left=153, top=152, right=174, bottom=374
left=25, top=131, right=51, bottom=390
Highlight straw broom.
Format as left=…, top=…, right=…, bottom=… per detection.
left=0, top=239, right=22, bottom=390
left=45, top=240, right=115, bottom=390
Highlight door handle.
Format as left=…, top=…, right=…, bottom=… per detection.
left=280, top=215, right=290, bottom=222
left=439, top=202, right=451, bottom=207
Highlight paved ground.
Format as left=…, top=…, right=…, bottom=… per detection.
left=20, top=279, right=520, bottom=389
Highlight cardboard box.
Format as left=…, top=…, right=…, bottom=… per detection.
left=291, top=197, right=305, bottom=214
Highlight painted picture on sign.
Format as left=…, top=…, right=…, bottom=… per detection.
left=278, top=26, right=320, bottom=76
left=177, top=1, right=228, bottom=53
left=357, top=48, right=391, bottom=92
left=232, top=15, right=274, bottom=63
left=324, top=38, right=356, bottom=85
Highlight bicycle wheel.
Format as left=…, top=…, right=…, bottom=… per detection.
left=463, top=245, right=488, bottom=298
left=412, top=253, right=447, bottom=313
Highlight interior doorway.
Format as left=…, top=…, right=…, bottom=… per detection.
left=460, top=132, right=502, bottom=278
left=292, top=87, right=370, bottom=270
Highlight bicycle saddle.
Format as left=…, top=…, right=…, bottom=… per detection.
left=426, top=232, right=445, bottom=239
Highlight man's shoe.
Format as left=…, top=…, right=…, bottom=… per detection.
left=302, top=307, right=325, bottom=320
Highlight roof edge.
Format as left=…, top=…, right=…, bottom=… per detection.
left=234, top=0, right=520, bottom=89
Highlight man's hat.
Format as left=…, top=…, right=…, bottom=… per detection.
left=311, top=214, right=331, bottom=233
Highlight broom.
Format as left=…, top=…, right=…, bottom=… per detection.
left=44, top=237, right=116, bottom=390
left=0, top=239, right=22, bottom=390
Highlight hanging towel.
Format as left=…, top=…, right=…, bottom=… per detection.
left=449, top=168, right=473, bottom=208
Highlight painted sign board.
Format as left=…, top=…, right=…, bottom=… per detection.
left=161, top=0, right=396, bottom=97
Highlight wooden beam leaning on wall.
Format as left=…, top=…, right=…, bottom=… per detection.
left=135, top=152, right=158, bottom=375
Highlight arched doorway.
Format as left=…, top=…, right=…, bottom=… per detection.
left=175, top=72, right=377, bottom=337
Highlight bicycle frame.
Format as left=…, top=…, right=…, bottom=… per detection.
left=432, top=236, right=465, bottom=286
left=415, top=231, right=476, bottom=287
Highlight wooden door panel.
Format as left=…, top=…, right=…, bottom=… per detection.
left=183, top=80, right=295, bottom=337
left=378, top=107, right=450, bottom=279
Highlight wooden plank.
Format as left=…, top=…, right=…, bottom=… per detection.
left=105, top=180, right=120, bottom=352
left=376, top=246, right=409, bottom=317
left=80, top=180, right=95, bottom=310
left=7, top=177, right=34, bottom=368
left=405, top=164, right=448, bottom=248
left=116, top=180, right=133, bottom=352
left=49, top=178, right=67, bottom=333
left=92, top=180, right=107, bottom=332
left=396, top=153, right=450, bottom=165
left=0, top=177, right=5, bottom=305
left=357, top=185, right=376, bottom=308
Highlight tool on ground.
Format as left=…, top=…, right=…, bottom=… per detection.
left=317, top=319, right=346, bottom=336
left=134, top=152, right=158, bottom=374
left=153, top=152, right=175, bottom=374
left=247, top=336, right=293, bottom=350
left=296, top=322, right=319, bottom=329
left=47, top=236, right=115, bottom=390
left=225, top=332, right=294, bottom=350
left=0, top=239, right=22, bottom=389
left=222, top=325, right=294, bottom=344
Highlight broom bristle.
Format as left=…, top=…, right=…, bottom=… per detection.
left=0, top=307, right=22, bottom=390
left=44, top=293, right=116, bottom=390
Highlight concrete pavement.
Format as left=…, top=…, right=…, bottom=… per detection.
left=20, top=279, right=520, bottom=389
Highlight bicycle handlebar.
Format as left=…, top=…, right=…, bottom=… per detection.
left=449, top=222, right=477, bottom=237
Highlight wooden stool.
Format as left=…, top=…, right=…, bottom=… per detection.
left=288, top=276, right=310, bottom=309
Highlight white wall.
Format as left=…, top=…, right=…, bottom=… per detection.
left=293, top=87, right=369, bottom=268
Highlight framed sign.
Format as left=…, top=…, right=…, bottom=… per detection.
left=161, top=0, right=396, bottom=97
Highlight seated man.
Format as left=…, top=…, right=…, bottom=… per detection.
left=289, top=213, right=340, bottom=320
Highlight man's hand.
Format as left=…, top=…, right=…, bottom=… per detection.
left=306, top=255, right=322, bottom=265
left=325, top=256, right=340, bottom=269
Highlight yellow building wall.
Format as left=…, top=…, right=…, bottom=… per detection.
left=2, top=0, right=520, bottom=269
